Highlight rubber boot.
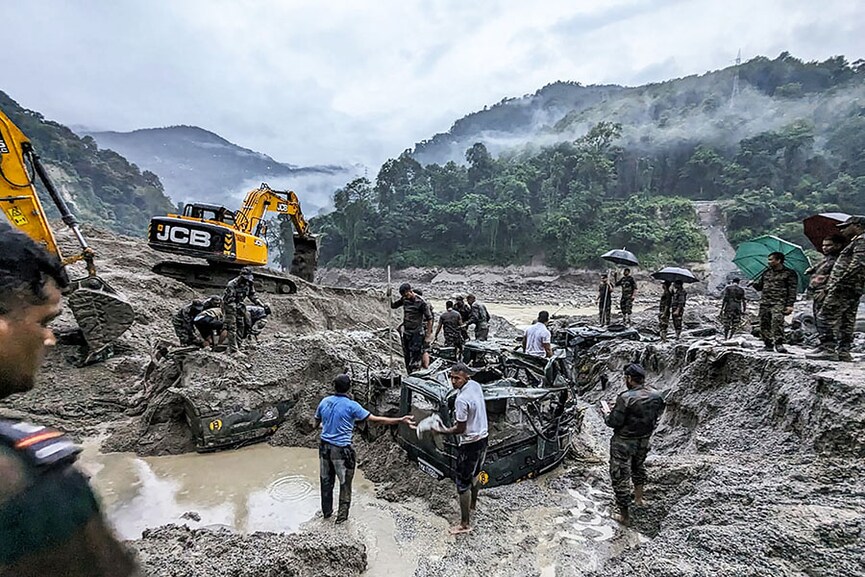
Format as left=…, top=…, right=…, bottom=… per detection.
left=675, top=330, right=681, bottom=340
left=774, top=343, right=789, bottom=354
left=634, top=485, right=645, bottom=506
left=660, top=330, right=667, bottom=342
left=838, top=350, right=854, bottom=362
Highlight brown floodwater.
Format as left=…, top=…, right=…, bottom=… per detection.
left=78, top=443, right=447, bottom=576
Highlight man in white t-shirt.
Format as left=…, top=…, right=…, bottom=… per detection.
left=522, top=311, right=553, bottom=358
left=431, top=362, right=489, bottom=534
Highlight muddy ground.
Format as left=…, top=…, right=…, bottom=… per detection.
left=2, top=225, right=864, bottom=576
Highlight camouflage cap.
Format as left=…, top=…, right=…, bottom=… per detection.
left=836, top=215, right=865, bottom=228
left=240, top=267, right=255, bottom=279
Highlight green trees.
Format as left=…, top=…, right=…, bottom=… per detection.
left=314, top=54, right=865, bottom=268
left=314, top=124, right=706, bottom=269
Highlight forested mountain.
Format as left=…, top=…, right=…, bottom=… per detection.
left=0, top=90, right=175, bottom=233
left=87, top=126, right=352, bottom=213
left=314, top=53, right=865, bottom=269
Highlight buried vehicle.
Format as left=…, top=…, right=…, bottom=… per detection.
left=181, top=391, right=295, bottom=452
left=394, top=370, right=583, bottom=487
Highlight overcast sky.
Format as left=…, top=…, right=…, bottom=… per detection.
left=5, top=0, right=864, bottom=170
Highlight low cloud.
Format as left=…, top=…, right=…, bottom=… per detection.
left=4, top=0, right=864, bottom=173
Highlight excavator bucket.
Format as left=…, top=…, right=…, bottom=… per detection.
left=66, top=276, right=135, bottom=365
left=290, top=235, right=318, bottom=283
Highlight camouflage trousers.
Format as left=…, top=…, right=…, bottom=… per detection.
left=474, top=323, right=490, bottom=341
left=658, top=305, right=671, bottom=334
left=599, top=299, right=611, bottom=326
left=443, top=331, right=465, bottom=356
left=671, top=308, right=683, bottom=333
left=758, top=303, right=786, bottom=345
left=222, top=303, right=246, bottom=351
left=721, top=309, right=743, bottom=335
left=816, top=290, right=861, bottom=351
left=609, top=435, right=650, bottom=509
left=620, top=295, right=634, bottom=316
left=172, top=315, right=196, bottom=346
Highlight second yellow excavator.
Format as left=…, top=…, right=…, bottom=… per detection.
left=148, top=183, right=318, bottom=293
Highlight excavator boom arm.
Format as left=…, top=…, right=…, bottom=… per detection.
left=0, top=107, right=134, bottom=364
left=234, top=184, right=311, bottom=238
left=0, top=110, right=96, bottom=273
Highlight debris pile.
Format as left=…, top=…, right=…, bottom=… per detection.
left=131, top=525, right=367, bottom=577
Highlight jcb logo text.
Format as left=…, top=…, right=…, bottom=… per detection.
left=156, top=225, right=211, bottom=247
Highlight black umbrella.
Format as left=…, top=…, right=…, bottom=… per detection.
left=651, top=267, right=698, bottom=284
left=601, top=248, right=639, bottom=267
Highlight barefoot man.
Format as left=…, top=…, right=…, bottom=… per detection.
left=430, top=362, right=488, bottom=534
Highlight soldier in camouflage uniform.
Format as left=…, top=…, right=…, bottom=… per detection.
left=172, top=298, right=205, bottom=346
left=658, top=281, right=672, bottom=341
left=222, top=267, right=267, bottom=353
left=670, top=280, right=687, bottom=339
left=0, top=227, right=139, bottom=576
left=807, top=217, right=865, bottom=362
left=752, top=252, right=798, bottom=353
left=720, top=278, right=746, bottom=340
left=598, top=274, right=612, bottom=326
left=434, top=300, right=465, bottom=356
left=454, top=295, right=472, bottom=343
left=804, top=234, right=848, bottom=360
left=466, top=294, right=491, bottom=341
left=390, top=283, right=434, bottom=371
left=602, top=363, right=665, bottom=524
left=615, top=268, right=637, bottom=325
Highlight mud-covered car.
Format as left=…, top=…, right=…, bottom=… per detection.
left=554, top=325, right=641, bottom=351
left=395, top=371, right=582, bottom=487
left=431, top=341, right=572, bottom=388
left=181, top=394, right=294, bottom=452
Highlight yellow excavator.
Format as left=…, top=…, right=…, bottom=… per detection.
left=0, top=108, right=135, bottom=364
left=148, top=183, right=318, bottom=293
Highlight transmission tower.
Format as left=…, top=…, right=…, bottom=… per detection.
left=730, top=49, right=741, bottom=103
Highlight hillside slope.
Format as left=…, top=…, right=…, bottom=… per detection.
left=0, top=90, right=175, bottom=233
left=88, top=126, right=352, bottom=212
left=316, top=53, right=865, bottom=269
left=413, top=53, right=865, bottom=165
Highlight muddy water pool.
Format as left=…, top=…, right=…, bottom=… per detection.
left=79, top=444, right=448, bottom=576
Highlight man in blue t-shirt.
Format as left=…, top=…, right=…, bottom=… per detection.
left=315, top=374, right=414, bottom=523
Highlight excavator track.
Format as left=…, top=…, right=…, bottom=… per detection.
left=153, top=261, right=299, bottom=294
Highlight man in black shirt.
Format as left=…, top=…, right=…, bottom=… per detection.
left=601, top=363, right=665, bottom=524
left=390, top=283, right=433, bottom=371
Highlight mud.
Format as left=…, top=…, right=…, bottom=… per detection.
left=2, top=225, right=864, bottom=576
left=131, top=525, right=367, bottom=577
left=317, top=264, right=668, bottom=309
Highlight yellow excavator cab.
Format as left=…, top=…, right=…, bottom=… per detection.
left=0, top=108, right=134, bottom=364
left=148, top=183, right=318, bottom=293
